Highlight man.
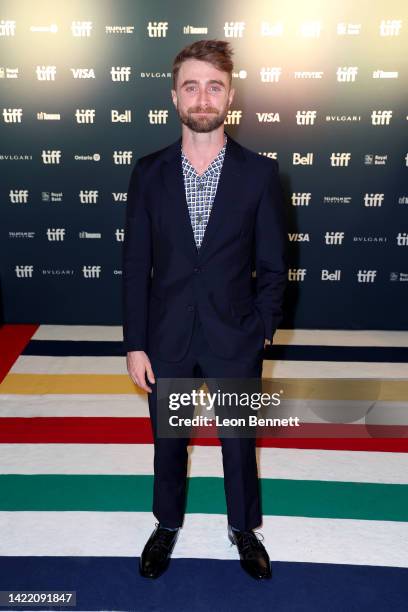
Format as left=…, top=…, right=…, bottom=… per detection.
left=122, top=39, right=288, bottom=580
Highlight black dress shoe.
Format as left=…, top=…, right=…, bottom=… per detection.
left=228, top=524, right=272, bottom=579
left=139, top=522, right=180, bottom=579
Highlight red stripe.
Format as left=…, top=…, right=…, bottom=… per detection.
left=0, top=324, right=39, bottom=383
left=0, top=417, right=407, bottom=451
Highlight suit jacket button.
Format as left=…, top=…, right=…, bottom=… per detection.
left=187, top=305, right=194, bottom=312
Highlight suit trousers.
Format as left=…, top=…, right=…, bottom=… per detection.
left=146, top=308, right=264, bottom=531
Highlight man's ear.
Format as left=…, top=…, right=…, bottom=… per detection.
left=228, top=87, right=235, bottom=107
left=171, top=89, right=177, bottom=109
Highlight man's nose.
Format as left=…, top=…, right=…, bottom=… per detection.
left=196, top=87, right=211, bottom=107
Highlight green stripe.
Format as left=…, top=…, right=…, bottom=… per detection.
left=0, top=475, right=407, bottom=522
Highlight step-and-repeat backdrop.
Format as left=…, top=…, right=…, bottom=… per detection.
left=1, top=0, right=407, bottom=329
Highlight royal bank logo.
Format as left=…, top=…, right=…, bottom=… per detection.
left=364, top=154, right=388, bottom=165
left=364, top=193, right=384, bottom=207
left=398, top=196, right=408, bottom=205
left=148, top=110, right=168, bottom=124
left=326, top=114, right=361, bottom=123
left=105, top=25, right=134, bottom=34
left=36, top=65, right=56, bottom=81
left=0, top=67, right=19, bottom=78
left=224, top=21, right=245, bottom=37
left=113, top=151, right=132, bottom=165
left=296, top=110, right=317, bottom=125
left=260, top=21, right=283, bottom=37
left=79, top=190, right=99, bottom=204
left=42, top=192, right=62, bottom=202
left=294, top=71, right=323, bottom=79
left=396, top=233, right=408, bottom=246
left=71, top=68, right=95, bottom=79
left=330, top=153, right=351, bottom=166
left=260, top=67, right=282, bottom=82
left=300, top=21, right=321, bottom=37
left=337, top=23, right=361, bottom=36
left=325, top=231, right=345, bottom=245
left=42, top=150, right=61, bottom=164
left=83, top=265, right=101, bottom=278
left=371, top=110, right=393, bottom=125
left=322, top=269, right=341, bottom=281
left=373, top=70, right=398, bottom=79
left=111, top=66, right=131, bottom=81
left=357, top=270, right=377, bottom=282
left=71, top=21, right=92, bottom=37
left=336, top=67, right=358, bottom=82
left=37, top=112, right=61, bottom=121
left=111, top=110, right=131, bottom=123
left=79, top=231, right=101, bottom=239
left=288, top=233, right=310, bottom=242
left=292, top=193, right=311, bottom=206
left=113, top=192, right=127, bottom=202
left=147, top=21, right=168, bottom=37
left=15, top=265, right=34, bottom=278
left=379, top=19, right=401, bottom=36
left=293, top=153, right=313, bottom=165
left=390, top=272, right=408, bottom=282
left=256, top=112, right=280, bottom=123
left=9, top=231, right=35, bottom=239
left=115, top=229, right=124, bottom=242
left=9, top=189, right=29, bottom=203
left=323, top=196, right=352, bottom=204
left=2, top=108, right=22, bottom=123
left=225, top=110, right=242, bottom=125
left=183, top=25, right=208, bottom=35
left=288, top=268, right=307, bottom=281
left=47, top=228, right=65, bottom=241
left=75, top=109, right=95, bottom=123
left=0, top=20, right=16, bottom=36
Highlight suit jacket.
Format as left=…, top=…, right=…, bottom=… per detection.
left=122, top=133, right=288, bottom=362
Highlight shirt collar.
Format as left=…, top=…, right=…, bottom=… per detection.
left=181, top=133, right=227, bottom=179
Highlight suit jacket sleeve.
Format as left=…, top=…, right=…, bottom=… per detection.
left=122, top=159, right=152, bottom=352
left=253, top=160, right=288, bottom=342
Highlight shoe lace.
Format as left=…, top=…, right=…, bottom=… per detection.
left=149, top=522, right=177, bottom=554
left=232, top=529, right=266, bottom=558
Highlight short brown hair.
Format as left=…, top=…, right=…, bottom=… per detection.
left=172, top=39, right=234, bottom=89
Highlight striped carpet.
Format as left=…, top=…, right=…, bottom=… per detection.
left=0, top=324, right=407, bottom=611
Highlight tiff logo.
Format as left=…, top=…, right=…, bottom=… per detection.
left=113, top=150, right=132, bottom=165
left=336, top=66, right=358, bottom=82
left=42, top=150, right=61, bottom=164
left=71, top=21, right=92, bottom=37
left=0, top=20, right=16, bottom=36
left=225, top=110, right=242, bottom=125
left=371, top=110, right=393, bottom=125
left=379, top=19, right=401, bottom=36
left=147, top=21, right=168, bottom=37
left=36, top=65, right=56, bottom=80
left=148, top=110, right=168, bottom=124
left=47, top=228, right=65, bottom=241
left=357, top=270, right=377, bottom=282
left=79, top=190, right=99, bottom=204
left=325, top=231, right=345, bottom=245
left=330, top=153, right=351, bottom=166
left=292, top=193, right=311, bottom=206
left=111, top=66, right=131, bottom=81
left=83, top=265, right=101, bottom=278
left=260, top=67, right=282, bottom=82
left=364, top=193, right=384, bottom=207
left=224, top=21, right=245, bottom=37
left=288, top=269, right=307, bottom=281
left=115, top=229, right=124, bottom=241
left=396, top=233, right=408, bottom=246
left=296, top=110, right=317, bottom=125
left=9, top=189, right=28, bottom=203
left=15, top=265, right=33, bottom=277
left=75, top=109, right=95, bottom=123
left=2, top=108, right=22, bottom=122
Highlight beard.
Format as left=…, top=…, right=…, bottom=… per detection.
left=176, top=100, right=229, bottom=133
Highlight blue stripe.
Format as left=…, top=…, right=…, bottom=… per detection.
left=22, top=340, right=408, bottom=362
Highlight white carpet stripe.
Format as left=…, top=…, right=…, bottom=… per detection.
left=10, top=355, right=408, bottom=378
left=0, top=512, right=407, bottom=567
left=1, top=444, right=408, bottom=484
left=31, top=325, right=408, bottom=347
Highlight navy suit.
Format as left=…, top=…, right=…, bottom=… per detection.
left=122, top=133, right=288, bottom=530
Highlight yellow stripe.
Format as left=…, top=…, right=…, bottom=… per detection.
left=0, top=374, right=407, bottom=400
